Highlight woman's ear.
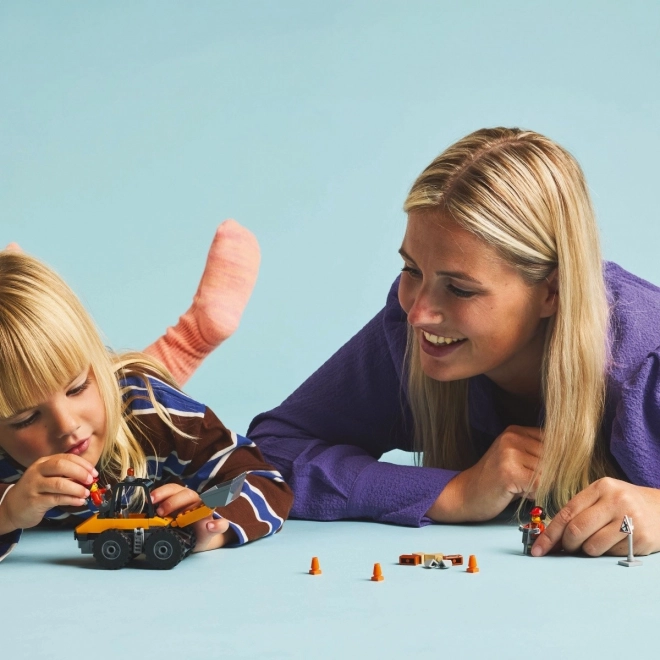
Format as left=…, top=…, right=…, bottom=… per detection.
left=540, top=268, right=558, bottom=318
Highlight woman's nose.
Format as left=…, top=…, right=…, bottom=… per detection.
left=407, top=287, right=444, bottom=326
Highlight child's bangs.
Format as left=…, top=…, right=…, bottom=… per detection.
left=0, top=316, right=91, bottom=419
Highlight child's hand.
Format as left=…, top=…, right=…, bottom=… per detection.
left=531, top=478, right=660, bottom=557
left=426, top=425, right=543, bottom=522
left=0, top=454, right=97, bottom=534
left=150, top=483, right=236, bottom=552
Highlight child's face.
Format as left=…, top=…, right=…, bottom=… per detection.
left=0, top=366, right=107, bottom=469
left=398, top=210, right=557, bottom=397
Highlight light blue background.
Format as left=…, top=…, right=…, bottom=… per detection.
left=2, top=3, right=660, bottom=659
left=2, top=2, right=659, bottom=436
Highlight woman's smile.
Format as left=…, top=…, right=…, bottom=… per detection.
left=420, top=331, right=468, bottom=357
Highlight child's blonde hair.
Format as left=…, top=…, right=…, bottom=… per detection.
left=0, top=252, right=183, bottom=483
left=403, top=127, right=614, bottom=514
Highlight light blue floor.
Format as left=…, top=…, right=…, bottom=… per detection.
left=3, top=518, right=654, bottom=659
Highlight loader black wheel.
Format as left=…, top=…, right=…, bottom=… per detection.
left=93, top=530, right=132, bottom=569
left=144, top=528, right=185, bottom=570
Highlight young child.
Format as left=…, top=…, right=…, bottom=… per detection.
left=0, top=250, right=293, bottom=563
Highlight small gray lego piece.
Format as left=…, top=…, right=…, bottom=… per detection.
left=618, top=515, right=643, bottom=567
left=200, top=472, right=247, bottom=508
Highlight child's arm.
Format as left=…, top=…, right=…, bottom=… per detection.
left=123, top=375, right=293, bottom=551
left=143, top=220, right=260, bottom=386
left=149, top=405, right=293, bottom=550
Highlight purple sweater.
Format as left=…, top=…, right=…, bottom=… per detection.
left=248, top=262, right=660, bottom=527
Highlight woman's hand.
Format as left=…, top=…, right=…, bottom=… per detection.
left=426, top=425, right=543, bottom=523
left=150, top=483, right=236, bottom=552
left=0, top=454, right=97, bottom=534
left=531, top=477, right=660, bottom=557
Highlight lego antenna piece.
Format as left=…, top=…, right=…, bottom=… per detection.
left=617, top=515, right=642, bottom=567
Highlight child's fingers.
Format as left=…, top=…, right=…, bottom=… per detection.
left=45, top=493, right=89, bottom=508
left=152, top=485, right=201, bottom=516
left=61, top=453, right=98, bottom=475
left=190, top=516, right=235, bottom=553
left=206, top=517, right=230, bottom=534
left=149, top=482, right=185, bottom=503
left=40, top=475, right=91, bottom=500
left=36, top=454, right=97, bottom=485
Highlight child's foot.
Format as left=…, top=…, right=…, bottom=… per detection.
left=190, top=219, right=261, bottom=346
left=145, top=220, right=260, bottom=385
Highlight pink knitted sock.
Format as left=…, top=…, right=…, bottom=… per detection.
left=145, top=219, right=260, bottom=385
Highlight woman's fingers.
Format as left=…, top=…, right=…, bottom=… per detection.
left=531, top=478, right=660, bottom=557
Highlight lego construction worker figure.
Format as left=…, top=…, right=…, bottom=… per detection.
left=89, top=480, right=111, bottom=508
left=519, top=506, right=546, bottom=555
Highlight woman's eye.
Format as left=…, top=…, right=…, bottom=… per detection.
left=12, top=413, right=38, bottom=429
left=401, top=265, right=421, bottom=279
left=68, top=379, right=90, bottom=396
left=448, top=283, right=476, bottom=299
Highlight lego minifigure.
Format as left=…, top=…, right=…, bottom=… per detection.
left=88, top=480, right=111, bottom=508
left=519, top=506, right=546, bottom=555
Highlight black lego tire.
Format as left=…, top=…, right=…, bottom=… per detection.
left=144, top=528, right=186, bottom=570
left=93, top=530, right=132, bottom=569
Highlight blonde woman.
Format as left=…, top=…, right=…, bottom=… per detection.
left=238, top=127, right=660, bottom=558
left=0, top=252, right=292, bottom=563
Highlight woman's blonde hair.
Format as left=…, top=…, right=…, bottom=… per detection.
left=403, top=127, right=613, bottom=514
left=0, top=252, right=184, bottom=485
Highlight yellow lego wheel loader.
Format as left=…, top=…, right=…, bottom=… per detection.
left=74, top=472, right=246, bottom=570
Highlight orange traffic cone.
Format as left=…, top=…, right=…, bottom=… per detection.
left=309, top=556, right=322, bottom=575
left=371, top=562, right=384, bottom=581
left=466, top=555, right=479, bottom=573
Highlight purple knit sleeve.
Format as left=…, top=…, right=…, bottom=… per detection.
left=610, top=349, right=660, bottom=487
left=247, top=279, right=458, bottom=527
